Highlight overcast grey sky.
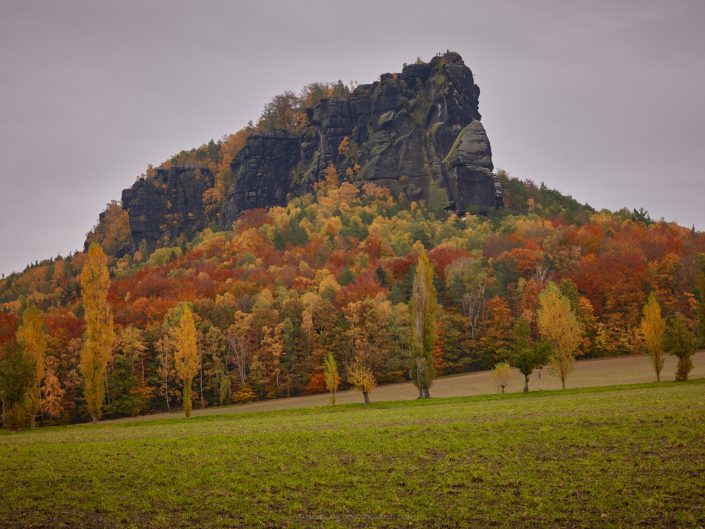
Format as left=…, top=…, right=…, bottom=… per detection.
left=1, top=0, right=704, bottom=276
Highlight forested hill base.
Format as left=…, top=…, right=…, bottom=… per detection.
left=1, top=171, right=704, bottom=422
left=1, top=52, right=704, bottom=424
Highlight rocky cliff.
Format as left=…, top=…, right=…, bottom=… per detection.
left=121, top=165, right=215, bottom=250
left=222, top=51, right=501, bottom=223
left=112, top=51, right=501, bottom=252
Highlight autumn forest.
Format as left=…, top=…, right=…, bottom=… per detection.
left=1, top=141, right=703, bottom=427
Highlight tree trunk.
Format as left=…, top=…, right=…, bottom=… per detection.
left=656, top=371, right=660, bottom=383
left=104, top=372, right=111, bottom=405
left=363, top=391, right=369, bottom=405
left=524, top=374, right=529, bottom=393
left=677, top=357, right=689, bottom=381
left=91, top=413, right=97, bottom=423
left=199, top=350, right=204, bottom=408
left=561, top=376, right=566, bottom=390
left=183, top=383, right=192, bottom=417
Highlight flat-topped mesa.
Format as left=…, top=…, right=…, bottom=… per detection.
left=222, top=51, right=500, bottom=224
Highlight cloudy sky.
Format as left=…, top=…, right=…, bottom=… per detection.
left=1, top=0, right=703, bottom=276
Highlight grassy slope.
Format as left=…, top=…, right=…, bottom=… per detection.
left=2, top=380, right=704, bottom=528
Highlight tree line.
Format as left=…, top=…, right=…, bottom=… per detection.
left=1, top=242, right=699, bottom=428
left=1, top=174, right=704, bottom=426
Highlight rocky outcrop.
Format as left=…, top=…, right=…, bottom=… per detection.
left=221, top=133, right=300, bottom=223
left=109, top=51, right=501, bottom=253
left=222, top=51, right=501, bottom=223
left=445, top=120, right=500, bottom=212
left=121, top=165, right=215, bottom=251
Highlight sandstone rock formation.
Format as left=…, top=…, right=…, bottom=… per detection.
left=121, top=165, right=215, bottom=250
left=111, top=51, right=501, bottom=252
left=222, top=51, right=501, bottom=223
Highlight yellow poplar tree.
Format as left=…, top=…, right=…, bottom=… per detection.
left=80, top=243, right=115, bottom=422
left=537, top=282, right=583, bottom=389
left=410, top=242, right=438, bottom=398
left=324, top=352, right=340, bottom=405
left=16, top=304, right=47, bottom=426
left=641, top=291, right=666, bottom=382
left=173, top=304, right=199, bottom=417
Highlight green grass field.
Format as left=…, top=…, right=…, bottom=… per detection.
left=2, top=380, right=704, bottom=528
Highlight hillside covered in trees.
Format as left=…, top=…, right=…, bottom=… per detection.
left=1, top=165, right=704, bottom=423
left=1, top=51, right=704, bottom=426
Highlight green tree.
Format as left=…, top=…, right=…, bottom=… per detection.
left=409, top=243, right=438, bottom=398
left=324, top=352, right=340, bottom=405
left=558, top=278, right=580, bottom=312
left=105, top=356, right=145, bottom=417
left=663, top=312, right=697, bottom=381
left=80, top=243, right=115, bottom=422
left=537, top=282, right=583, bottom=389
left=508, top=318, right=550, bottom=392
left=173, top=304, right=199, bottom=417
left=16, top=305, right=47, bottom=426
left=641, top=292, right=666, bottom=382
left=0, top=342, right=34, bottom=430
left=104, top=326, right=150, bottom=418
left=272, top=227, right=286, bottom=251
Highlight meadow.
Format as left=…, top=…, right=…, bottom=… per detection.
left=2, top=379, right=704, bottom=528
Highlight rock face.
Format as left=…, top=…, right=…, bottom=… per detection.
left=222, top=51, right=501, bottom=224
left=115, top=52, right=501, bottom=252
left=121, top=165, right=215, bottom=250
left=221, top=133, right=300, bottom=221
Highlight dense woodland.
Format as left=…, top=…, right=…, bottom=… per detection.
left=1, top=166, right=703, bottom=425
left=1, top=84, right=704, bottom=425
